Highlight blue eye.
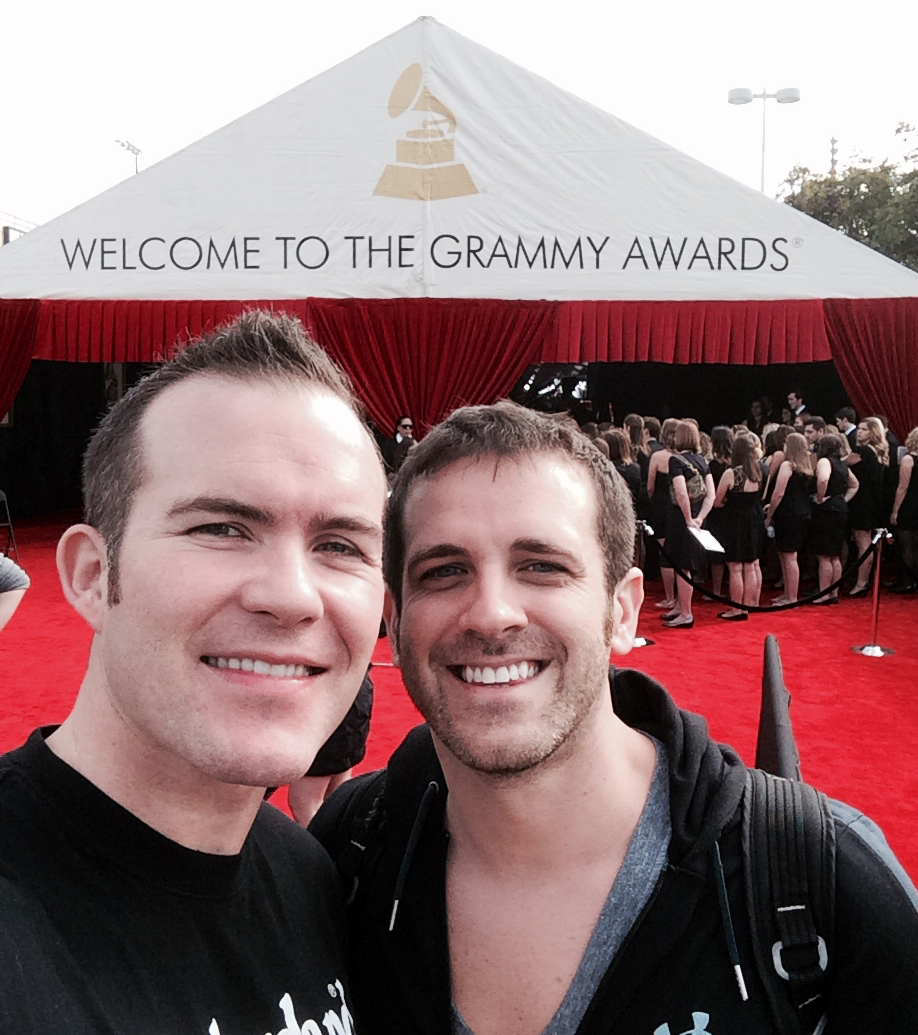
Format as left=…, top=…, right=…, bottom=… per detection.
left=421, top=563, right=465, bottom=580
left=318, top=540, right=360, bottom=556
left=525, top=561, right=566, bottom=574
left=189, top=523, right=244, bottom=538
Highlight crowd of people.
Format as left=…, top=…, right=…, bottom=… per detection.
left=575, top=395, right=918, bottom=625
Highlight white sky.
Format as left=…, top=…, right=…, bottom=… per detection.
left=2, top=0, right=916, bottom=229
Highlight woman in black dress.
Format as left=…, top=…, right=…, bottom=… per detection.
left=606, top=428, right=642, bottom=568
left=810, top=434, right=859, bottom=604
left=705, top=426, right=733, bottom=598
left=647, top=417, right=679, bottom=611
left=762, top=424, right=793, bottom=503
left=890, top=426, right=918, bottom=592
left=845, top=416, right=889, bottom=596
left=606, top=429, right=641, bottom=505
left=712, top=433, right=765, bottom=620
left=661, top=420, right=715, bottom=628
left=764, top=432, right=814, bottom=604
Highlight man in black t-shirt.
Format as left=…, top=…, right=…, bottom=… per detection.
left=0, top=311, right=386, bottom=1033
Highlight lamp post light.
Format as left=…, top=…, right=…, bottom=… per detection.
left=115, top=139, right=142, bottom=174
left=727, top=87, right=800, bottom=193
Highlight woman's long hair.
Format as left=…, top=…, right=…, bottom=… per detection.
left=660, top=417, right=680, bottom=451
left=861, top=416, right=890, bottom=466
left=605, top=428, right=632, bottom=464
left=710, top=425, right=734, bottom=463
left=783, top=432, right=813, bottom=476
left=732, top=433, right=762, bottom=483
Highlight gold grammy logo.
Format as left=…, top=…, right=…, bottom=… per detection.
left=374, top=63, right=478, bottom=201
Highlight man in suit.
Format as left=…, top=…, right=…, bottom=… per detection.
left=835, top=407, right=858, bottom=447
left=381, top=415, right=416, bottom=475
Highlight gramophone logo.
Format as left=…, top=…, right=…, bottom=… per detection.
left=374, top=63, right=478, bottom=201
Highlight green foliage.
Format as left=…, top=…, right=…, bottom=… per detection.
left=781, top=124, right=918, bottom=272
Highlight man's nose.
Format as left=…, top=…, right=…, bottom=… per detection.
left=457, top=571, right=528, bottom=639
left=240, top=542, right=324, bottom=626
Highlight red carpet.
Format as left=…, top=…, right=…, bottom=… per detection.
left=2, top=514, right=916, bottom=882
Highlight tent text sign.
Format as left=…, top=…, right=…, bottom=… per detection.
left=56, top=231, right=795, bottom=276
left=3, top=18, right=915, bottom=302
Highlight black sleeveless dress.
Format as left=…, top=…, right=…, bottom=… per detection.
left=771, top=468, right=814, bottom=553
left=809, top=457, right=848, bottom=556
left=897, top=454, right=918, bottom=530
left=847, top=445, right=884, bottom=531
left=721, top=468, right=765, bottom=563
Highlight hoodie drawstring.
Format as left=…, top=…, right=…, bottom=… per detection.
left=712, top=840, right=749, bottom=1002
left=389, top=779, right=440, bottom=932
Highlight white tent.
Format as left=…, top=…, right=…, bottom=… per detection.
left=1, top=17, right=916, bottom=434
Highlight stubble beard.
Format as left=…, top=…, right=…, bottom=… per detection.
left=397, top=627, right=613, bottom=779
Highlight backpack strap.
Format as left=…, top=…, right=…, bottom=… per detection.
left=742, top=768, right=836, bottom=1034
left=324, top=770, right=388, bottom=907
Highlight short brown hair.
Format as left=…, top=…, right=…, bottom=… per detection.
left=673, top=420, right=701, bottom=453
left=383, top=401, right=636, bottom=613
left=83, top=309, right=368, bottom=601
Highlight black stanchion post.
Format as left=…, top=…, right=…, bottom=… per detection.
left=851, top=530, right=895, bottom=658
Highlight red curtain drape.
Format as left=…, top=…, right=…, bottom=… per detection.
left=547, top=299, right=833, bottom=364
left=823, top=298, right=918, bottom=440
left=6, top=295, right=915, bottom=438
left=0, top=300, right=41, bottom=421
left=23, top=297, right=556, bottom=436
left=306, top=298, right=556, bottom=434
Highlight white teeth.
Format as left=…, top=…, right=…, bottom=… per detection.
left=460, top=662, right=540, bottom=685
left=204, top=656, right=311, bottom=678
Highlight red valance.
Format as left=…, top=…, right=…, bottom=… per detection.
left=549, top=299, right=832, bottom=364
left=2, top=295, right=916, bottom=438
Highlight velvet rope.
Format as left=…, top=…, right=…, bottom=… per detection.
left=644, top=522, right=882, bottom=613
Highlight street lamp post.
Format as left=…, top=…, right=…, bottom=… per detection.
left=727, top=87, right=800, bottom=193
left=115, top=139, right=142, bottom=175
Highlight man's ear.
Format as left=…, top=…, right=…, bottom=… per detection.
left=383, top=589, right=401, bottom=668
left=609, top=567, right=644, bottom=656
left=56, top=524, right=110, bottom=633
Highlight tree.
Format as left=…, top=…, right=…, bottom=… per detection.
left=781, top=124, right=918, bottom=272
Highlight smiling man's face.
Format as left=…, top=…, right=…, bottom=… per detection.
left=89, top=375, right=387, bottom=790
left=387, top=453, right=639, bottom=777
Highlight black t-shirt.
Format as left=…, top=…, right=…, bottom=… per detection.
left=0, top=730, right=354, bottom=1035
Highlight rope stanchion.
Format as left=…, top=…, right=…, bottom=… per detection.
left=851, top=530, right=895, bottom=658
left=640, top=521, right=882, bottom=615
